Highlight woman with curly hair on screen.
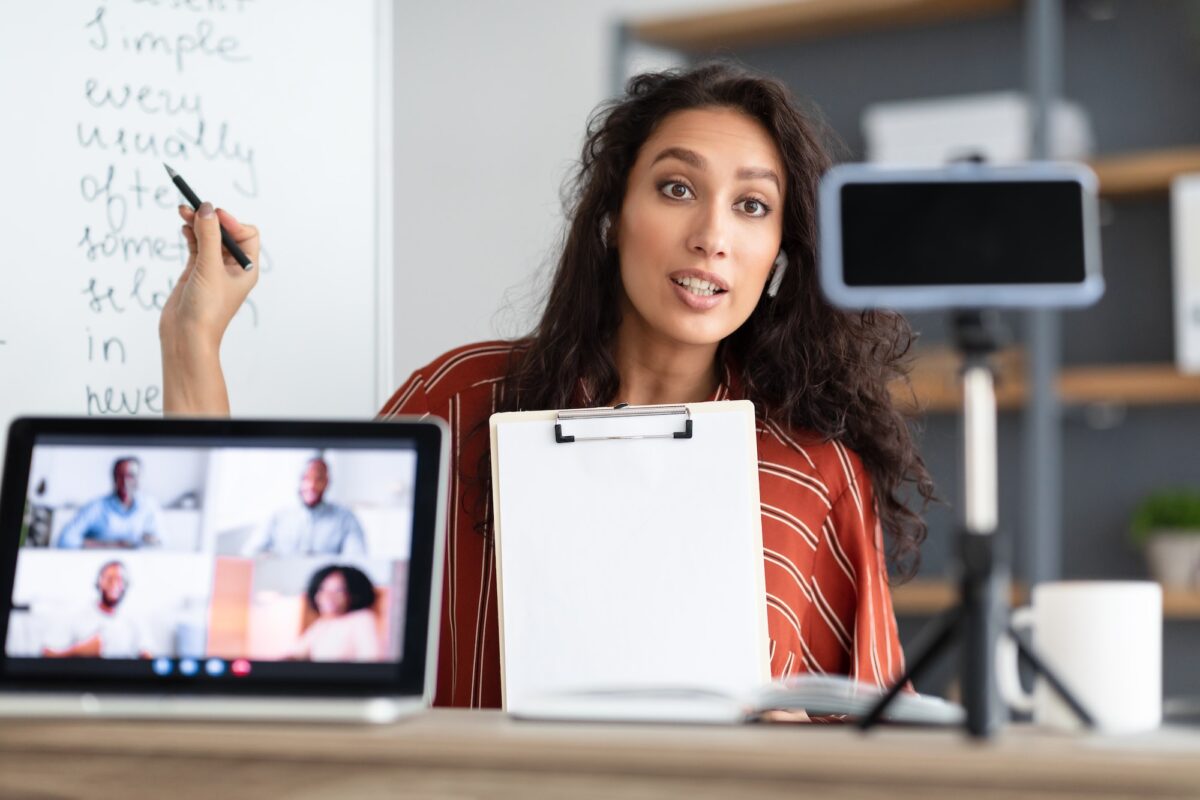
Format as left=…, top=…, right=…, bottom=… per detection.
left=290, top=564, right=382, bottom=663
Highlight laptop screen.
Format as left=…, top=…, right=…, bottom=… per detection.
left=0, top=419, right=445, bottom=699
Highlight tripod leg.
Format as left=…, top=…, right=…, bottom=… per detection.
left=859, top=607, right=960, bottom=731
left=1009, top=626, right=1096, bottom=729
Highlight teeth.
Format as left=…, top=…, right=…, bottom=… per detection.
left=674, top=277, right=722, bottom=296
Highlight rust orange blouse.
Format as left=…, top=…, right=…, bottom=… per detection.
left=380, top=341, right=906, bottom=708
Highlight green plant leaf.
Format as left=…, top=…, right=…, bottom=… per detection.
left=1130, top=489, right=1200, bottom=545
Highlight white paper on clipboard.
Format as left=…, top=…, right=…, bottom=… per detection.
left=489, top=400, right=769, bottom=715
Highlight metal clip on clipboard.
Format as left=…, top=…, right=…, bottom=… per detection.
left=554, top=404, right=694, bottom=444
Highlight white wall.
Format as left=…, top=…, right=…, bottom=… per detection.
left=391, top=0, right=757, bottom=388
left=29, top=446, right=208, bottom=510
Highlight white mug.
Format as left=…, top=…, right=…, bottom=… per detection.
left=996, top=580, right=1162, bottom=733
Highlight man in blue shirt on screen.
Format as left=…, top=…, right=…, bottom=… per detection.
left=55, top=457, right=162, bottom=549
left=242, top=457, right=367, bottom=556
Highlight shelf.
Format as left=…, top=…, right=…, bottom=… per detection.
left=629, top=0, right=1016, bottom=52
left=891, top=346, right=1027, bottom=414
left=891, top=579, right=1027, bottom=615
left=892, top=579, right=1200, bottom=619
left=1164, top=588, right=1200, bottom=618
left=893, top=348, right=1200, bottom=413
left=1058, top=364, right=1200, bottom=407
left=628, top=5, right=1200, bottom=198
left=1091, top=146, right=1200, bottom=198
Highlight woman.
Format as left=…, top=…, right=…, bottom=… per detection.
left=291, top=564, right=382, bottom=662
left=162, top=63, right=934, bottom=709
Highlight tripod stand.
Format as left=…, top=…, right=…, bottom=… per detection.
left=859, top=310, right=1095, bottom=738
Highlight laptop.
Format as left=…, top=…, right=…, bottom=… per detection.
left=0, top=416, right=447, bottom=722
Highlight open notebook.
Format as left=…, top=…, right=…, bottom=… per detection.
left=513, top=674, right=965, bottom=726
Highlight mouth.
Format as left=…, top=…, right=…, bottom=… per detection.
left=669, top=274, right=728, bottom=298
left=668, top=271, right=729, bottom=311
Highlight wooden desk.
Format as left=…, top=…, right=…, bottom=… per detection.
left=0, top=709, right=1197, bottom=799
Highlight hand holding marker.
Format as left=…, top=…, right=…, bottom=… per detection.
left=164, top=164, right=255, bottom=271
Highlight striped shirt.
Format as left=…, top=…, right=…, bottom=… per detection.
left=380, top=341, right=906, bottom=708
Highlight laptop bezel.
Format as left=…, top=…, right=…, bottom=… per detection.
left=0, top=416, right=447, bottom=705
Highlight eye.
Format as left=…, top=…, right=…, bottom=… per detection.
left=736, top=197, right=770, bottom=218
left=659, top=181, right=694, bottom=200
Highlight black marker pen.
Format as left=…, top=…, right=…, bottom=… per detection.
left=163, top=163, right=254, bottom=271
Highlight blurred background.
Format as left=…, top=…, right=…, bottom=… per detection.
left=394, top=0, right=1200, bottom=698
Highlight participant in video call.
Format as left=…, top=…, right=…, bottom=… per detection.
left=55, top=457, right=163, bottom=550
left=42, top=561, right=152, bottom=659
left=242, top=458, right=367, bottom=556
left=290, top=565, right=382, bottom=662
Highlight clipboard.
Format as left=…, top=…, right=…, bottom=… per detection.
left=489, top=401, right=769, bottom=715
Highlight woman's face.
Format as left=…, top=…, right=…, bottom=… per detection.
left=616, top=106, right=785, bottom=348
left=314, top=571, right=350, bottom=617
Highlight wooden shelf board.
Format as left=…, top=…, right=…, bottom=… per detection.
left=1058, top=363, right=1200, bottom=406
left=629, top=0, right=1016, bottom=52
left=1164, top=588, right=1200, bottom=618
left=1091, top=146, right=1200, bottom=198
left=893, top=351, right=1200, bottom=413
left=890, top=579, right=957, bottom=614
left=891, top=347, right=1027, bottom=413
left=894, top=579, right=1200, bottom=619
left=891, top=579, right=1026, bottom=615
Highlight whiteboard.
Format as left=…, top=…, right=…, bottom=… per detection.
left=0, top=0, right=393, bottom=452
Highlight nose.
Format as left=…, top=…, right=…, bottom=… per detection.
left=686, top=202, right=729, bottom=260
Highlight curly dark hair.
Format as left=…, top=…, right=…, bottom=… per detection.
left=305, top=565, right=377, bottom=615
left=483, top=62, right=935, bottom=580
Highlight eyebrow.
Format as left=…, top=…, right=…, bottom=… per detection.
left=650, top=147, right=781, bottom=191
left=736, top=166, right=782, bottom=190
left=652, top=146, right=705, bottom=169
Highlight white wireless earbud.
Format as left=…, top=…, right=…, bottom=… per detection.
left=599, top=214, right=612, bottom=247
left=766, top=250, right=788, bottom=298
